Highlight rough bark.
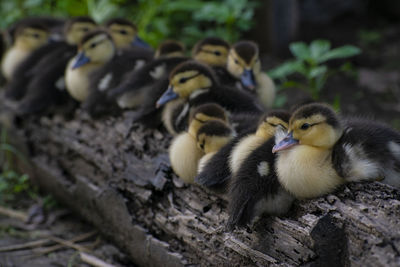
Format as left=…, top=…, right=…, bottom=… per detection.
left=1, top=101, right=400, bottom=267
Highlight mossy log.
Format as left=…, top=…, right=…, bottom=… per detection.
left=1, top=100, right=400, bottom=267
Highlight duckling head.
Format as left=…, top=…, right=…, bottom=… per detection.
left=155, top=40, right=185, bottom=58
left=13, top=23, right=49, bottom=51
left=156, top=61, right=217, bottom=107
left=256, top=110, right=291, bottom=139
left=196, top=120, right=234, bottom=154
left=64, top=16, right=97, bottom=45
left=188, top=103, right=228, bottom=137
left=71, top=29, right=115, bottom=70
left=227, top=41, right=261, bottom=91
left=105, top=18, right=149, bottom=49
left=192, top=37, right=230, bottom=67
left=273, top=103, right=343, bottom=153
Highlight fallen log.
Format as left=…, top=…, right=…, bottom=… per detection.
left=2, top=102, right=400, bottom=266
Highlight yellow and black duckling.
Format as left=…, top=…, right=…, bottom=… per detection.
left=228, top=125, right=294, bottom=229
left=155, top=40, right=185, bottom=58
left=195, top=110, right=290, bottom=192
left=157, top=60, right=263, bottom=135
left=11, top=17, right=96, bottom=114
left=196, top=120, right=235, bottom=173
left=227, top=41, right=276, bottom=108
left=81, top=20, right=155, bottom=117
left=273, top=103, right=400, bottom=199
left=192, top=37, right=238, bottom=88
left=65, top=29, right=117, bottom=102
left=169, top=103, right=228, bottom=183
left=10, top=17, right=97, bottom=114
left=104, top=18, right=150, bottom=49
left=1, top=22, right=50, bottom=81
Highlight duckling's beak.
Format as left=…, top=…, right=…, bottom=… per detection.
left=272, top=132, right=299, bottom=153
left=156, top=85, right=178, bottom=108
left=131, top=36, right=150, bottom=48
left=71, top=52, right=90, bottom=69
left=241, top=69, right=256, bottom=90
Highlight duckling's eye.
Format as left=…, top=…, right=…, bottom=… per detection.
left=234, top=59, right=239, bottom=64
left=32, top=33, right=40, bottom=39
left=179, top=77, right=188, bottom=84
left=82, top=28, right=89, bottom=32
left=300, top=123, right=310, bottom=130
left=90, top=43, right=97, bottom=49
left=200, top=141, right=205, bottom=150
left=214, top=51, right=221, bottom=56
left=119, top=30, right=128, bottom=35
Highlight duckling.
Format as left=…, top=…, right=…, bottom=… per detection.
left=228, top=126, right=294, bottom=229
left=1, top=22, right=49, bottom=81
left=196, top=120, right=235, bottom=173
left=81, top=22, right=155, bottom=117
left=273, top=103, right=400, bottom=199
left=195, top=110, right=290, bottom=192
left=192, top=37, right=238, bottom=88
left=104, top=18, right=150, bottom=49
left=227, top=41, right=276, bottom=108
left=169, top=103, right=228, bottom=183
left=65, top=29, right=116, bottom=102
left=10, top=17, right=97, bottom=114
left=157, top=60, right=263, bottom=135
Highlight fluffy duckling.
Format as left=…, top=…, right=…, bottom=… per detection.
left=169, top=103, right=228, bottom=183
left=65, top=30, right=116, bottom=102
left=227, top=41, right=276, bottom=108
left=104, top=18, right=150, bottom=49
left=273, top=103, right=400, bottom=199
left=192, top=37, right=238, bottom=88
left=11, top=17, right=97, bottom=114
left=195, top=110, right=290, bottom=192
left=1, top=22, right=49, bottom=81
left=155, top=40, right=185, bottom=58
left=157, top=60, right=263, bottom=135
left=228, top=126, right=294, bottom=229
left=196, top=120, right=235, bottom=173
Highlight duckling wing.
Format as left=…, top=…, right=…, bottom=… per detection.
left=333, top=119, right=400, bottom=186
left=83, top=52, right=152, bottom=117
left=5, top=41, right=64, bottom=100
left=17, top=44, right=75, bottom=115
left=228, top=139, right=293, bottom=229
left=195, top=138, right=240, bottom=192
left=107, top=56, right=189, bottom=98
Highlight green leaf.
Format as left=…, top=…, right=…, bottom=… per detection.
left=282, top=80, right=302, bottom=88
left=289, top=42, right=310, bottom=60
left=309, top=65, right=327, bottom=78
left=310, top=39, right=331, bottom=60
left=319, top=45, right=361, bottom=63
left=268, top=61, right=304, bottom=79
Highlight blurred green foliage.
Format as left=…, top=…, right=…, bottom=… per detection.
left=269, top=39, right=361, bottom=100
left=0, top=0, right=259, bottom=48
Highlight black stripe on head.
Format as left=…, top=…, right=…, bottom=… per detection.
left=192, top=37, right=230, bottom=54
left=15, top=22, right=48, bottom=37
left=197, top=120, right=232, bottom=139
left=157, top=40, right=185, bottom=55
left=104, top=18, right=137, bottom=30
left=169, top=60, right=218, bottom=83
left=190, top=103, right=227, bottom=123
left=79, top=29, right=112, bottom=47
left=233, top=41, right=258, bottom=64
left=291, top=103, right=341, bottom=128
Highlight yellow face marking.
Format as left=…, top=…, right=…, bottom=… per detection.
left=108, top=24, right=136, bottom=49
left=227, top=49, right=261, bottom=79
left=290, top=114, right=342, bottom=148
left=193, top=44, right=229, bottom=67
left=78, top=34, right=115, bottom=65
left=16, top=28, right=49, bottom=50
left=197, top=133, right=231, bottom=154
left=66, top=22, right=97, bottom=45
left=188, top=113, right=226, bottom=138
left=170, top=71, right=212, bottom=99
